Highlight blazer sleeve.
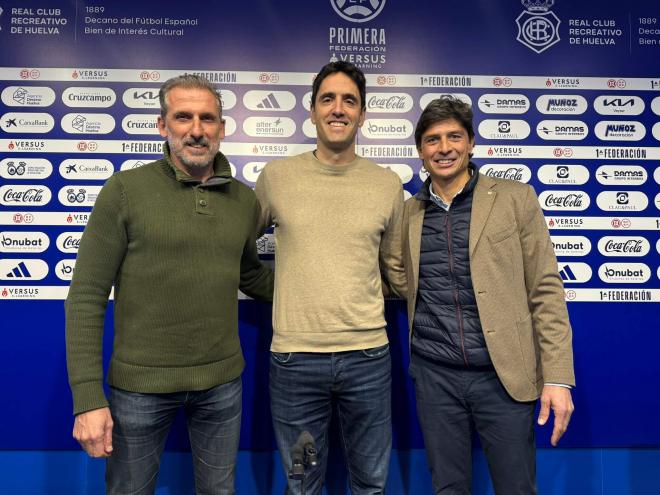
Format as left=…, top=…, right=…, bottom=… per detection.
left=519, top=185, right=575, bottom=386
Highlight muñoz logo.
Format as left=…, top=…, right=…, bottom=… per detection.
left=331, top=0, right=386, bottom=23
left=516, top=0, right=561, bottom=54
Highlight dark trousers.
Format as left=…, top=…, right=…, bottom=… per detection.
left=270, top=346, right=392, bottom=495
left=410, top=353, right=537, bottom=495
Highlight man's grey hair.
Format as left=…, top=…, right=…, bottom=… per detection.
left=158, top=74, right=222, bottom=118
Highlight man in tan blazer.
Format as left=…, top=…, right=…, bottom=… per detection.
left=403, top=96, right=575, bottom=494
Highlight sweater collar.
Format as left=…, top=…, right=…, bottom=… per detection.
left=161, top=142, right=232, bottom=186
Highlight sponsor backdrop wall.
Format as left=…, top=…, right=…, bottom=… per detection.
left=1, top=0, right=659, bottom=492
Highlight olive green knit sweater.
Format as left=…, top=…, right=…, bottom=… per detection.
left=66, top=146, right=273, bottom=415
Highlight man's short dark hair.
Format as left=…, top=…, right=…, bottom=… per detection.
left=310, top=61, right=366, bottom=110
left=414, top=96, right=475, bottom=148
left=159, top=74, right=222, bottom=118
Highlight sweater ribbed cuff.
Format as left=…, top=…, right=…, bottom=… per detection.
left=71, top=380, right=108, bottom=415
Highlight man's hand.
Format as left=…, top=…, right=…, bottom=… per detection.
left=73, top=407, right=114, bottom=457
left=537, top=385, right=574, bottom=447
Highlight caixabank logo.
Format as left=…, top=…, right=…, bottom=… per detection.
left=516, top=0, right=561, bottom=54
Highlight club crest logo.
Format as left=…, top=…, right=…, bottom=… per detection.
left=516, top=0, right=561, bottom=54
left=331, top=0, right=386, bottom=23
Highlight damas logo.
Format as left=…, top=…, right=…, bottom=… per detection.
left=550, top=236, right=591, bottom=256
left=1, top=112, right=54, bottom=133
left=0, top=158, right=52, bottom=180
left=56, top=232, right=83, bottom=253
left=479, top=164, right=531, bottom=183
left=596, top=191, right=648, bottom=212
left=598, top=236, right=650, bottom=257
left=478, top=119, right=530, bottom=140
left=367, top=93, right=413, bottom=113
left=121, top=114, right=159, bottom=135
left=594, top=121, right=645, bottom=141
left=0, top=231, right=50, bottom=253
left=1, top=86, right=56, bottom=107
left=477, top=94, right=529, bottom=114
left=0, top=185, right=51, bottom=206
left=62, top=87, right=116, bottom=108
left=535, top=95, right=587, bottom=114
left=59, top=159, right=114, bottom=180
left=594, top=96, right=644, bottom=116
left=536, top=120, right=588, bottom=140
left=599, top=263, right=650, bottom=283
left=61, top=113, right=115, bottom=134
left=243, top=117, right=296, bottom=138
left=539, top=190, right=589, bottom=211
left=330, top=0, right=386, bottom=23
left=596, top=165, right=647, bottom=186
left=58, top=186, right=102, bottom=207
left=538, top=164, right=589, bottom=185
left=362, top=119, right=413, bottom=139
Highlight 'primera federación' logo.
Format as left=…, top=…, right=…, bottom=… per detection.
left=516, top=0, right=561, bottom=54
left=331, top=0, right=386, bottom=23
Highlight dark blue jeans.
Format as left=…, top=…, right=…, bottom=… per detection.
left=269, top=345, right=392, bottom=495
left=410, top=354, right=537, bottom=495
left=106, top=377, right=242, bottom=495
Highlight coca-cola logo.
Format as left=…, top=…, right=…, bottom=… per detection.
left=369, top=95, right=407, bottom=109
left=0, top=186, right=51, bottom=206
left=63, top=236, right=80, bottom=249
left=544, top=193, right=584, bottom=208
left=484, top=167, right=524, bottom=181
left=366, top=93, right=412, bottom=113
left=3, top=188, right=42, bottom=202
left=604, top=239, right=642, bottom=253
left=598, top=236, right=650, bottom=257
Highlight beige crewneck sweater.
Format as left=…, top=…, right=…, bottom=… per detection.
left=255, top=151, right=406, bottom=352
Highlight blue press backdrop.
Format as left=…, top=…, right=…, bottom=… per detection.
left=1, top=0, right=659, bottom=493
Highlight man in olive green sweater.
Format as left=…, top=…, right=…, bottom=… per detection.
left=66, top=74, right=272, bottom=495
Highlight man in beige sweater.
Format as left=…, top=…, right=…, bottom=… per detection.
left=255, top=61, right=406, bottom=494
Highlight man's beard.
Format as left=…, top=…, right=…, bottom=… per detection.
left=170, top=135, right=219, bottom=169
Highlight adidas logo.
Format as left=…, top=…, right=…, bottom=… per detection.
left=257, top=93, right=281, bottom=109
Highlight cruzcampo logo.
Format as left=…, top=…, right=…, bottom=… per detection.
left=516, top=0, right=561, bottom=54
left=331, top=0, right=386, bottom=23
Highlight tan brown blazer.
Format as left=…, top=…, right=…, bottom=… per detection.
left=403, top=172, right=575, bottom=402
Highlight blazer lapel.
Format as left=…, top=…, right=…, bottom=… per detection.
left=469, top=174, right=497, bottom=257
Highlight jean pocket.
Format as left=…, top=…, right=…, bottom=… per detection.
left=361, top=344, right=390, bottom=359
left=270, top=351, right=293, bottom=364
